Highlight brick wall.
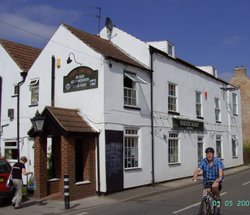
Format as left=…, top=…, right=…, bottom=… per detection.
left=34, top=136, right=48, bottom=198
left=230, top=66, right=250, bottom=143
left=60, top=135, right=96, bottom=201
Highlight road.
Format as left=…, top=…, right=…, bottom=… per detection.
left=81, top=170, right=250, bottom=215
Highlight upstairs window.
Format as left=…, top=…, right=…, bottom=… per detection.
left=196, top=91, right=202, bottom=118
left=124, top=72, right=147, bottom=108
left=168, top=83, right=177, bottom=112
left=215, top=98, right=221, bottom=122
left=232, top=93, right=238, bottom=115
left=29, top=79, right=39, bottom=106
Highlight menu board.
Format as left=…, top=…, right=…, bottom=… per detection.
left=105, top=130, right=124, bottom=193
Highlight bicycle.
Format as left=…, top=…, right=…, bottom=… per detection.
left=194, top=179, right=221, bottom=215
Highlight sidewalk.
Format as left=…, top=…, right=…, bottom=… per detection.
left=1, top=165, right=249, bottom=215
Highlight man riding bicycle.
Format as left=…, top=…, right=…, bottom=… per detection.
left=193, top=147, right=224, bottom=205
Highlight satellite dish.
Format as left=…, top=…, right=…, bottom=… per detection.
left=105, top=17, right=114, bottom=31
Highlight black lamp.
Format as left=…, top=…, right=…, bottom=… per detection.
left=31, top=111, right=45, bottom=133
left=67, top=52, right=81, bottom=65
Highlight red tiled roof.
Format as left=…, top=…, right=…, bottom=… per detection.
left=0, top=39, right=41, bottom=72
left=63, top=24, right=149, bottom=71
left=45, top=106, right=98, bottom=134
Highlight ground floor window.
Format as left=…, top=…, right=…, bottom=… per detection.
left=4, top=141, right=18, bottom=160
left=232, top=136, right=238, bottom=157
left=216, top=135, right=222, bottom=158
left=197, top=136, right=204, bottom=162
left=168, top=133, right=179, bottom=164
left=124, top=129, right=139, bottom=169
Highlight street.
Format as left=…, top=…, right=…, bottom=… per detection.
left=81, top=170, right=250, bottom=215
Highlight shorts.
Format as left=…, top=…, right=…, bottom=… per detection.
left=203, top=182, right=222, bottom=191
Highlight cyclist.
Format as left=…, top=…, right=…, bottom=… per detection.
left=192, top=147, right=224, bottom=204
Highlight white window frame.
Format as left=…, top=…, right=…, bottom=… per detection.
left=29, top=78, right=39, bottom=106
left=232, top=93, right=238, bottom=115
left=168, top=132, right=179, bottom=164
left=124, top=72, right=147, bottom=108
left=124, top=128, right=139, bottom=169
left=232, top=136, right=238, bottom=158
left=168, top=83, right=177, bottom=112
left=216, top=135, right=223, bottom=159
left=4, top=141, right=18, bottom=161
left=196, top=91, right=202, bottom=118
left=215, top=97, right=221, bottom=122
left=197, top=136, right=204, bottom=162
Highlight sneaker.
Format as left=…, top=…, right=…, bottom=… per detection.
left=14, top=206, right=22, bottom=209
left=11, top=202, right=15, bottom=207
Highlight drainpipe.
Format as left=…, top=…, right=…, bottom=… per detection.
left=51, top=56, right=55, bottom=107
left=96, top=134, right=101, bottom=195
left=17, top=71, right=27, bottom=161
left=150, top=48, right=155, bottom=185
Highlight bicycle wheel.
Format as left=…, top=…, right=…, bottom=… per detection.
left=198, top=199, right=208, bottom=215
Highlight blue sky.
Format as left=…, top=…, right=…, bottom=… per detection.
left=0, top=0, right=249, bottom=80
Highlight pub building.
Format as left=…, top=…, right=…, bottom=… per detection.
left=0, top=22, right=243, bottom=200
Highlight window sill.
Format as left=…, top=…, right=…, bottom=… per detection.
left=124, top=105, right=141, bottom=111
left=232, top=156, right=238, bottom=159
left=169, top=162, right=181, bottom=166
left=75, top=180, right=91, bottom=186
left=47, top=178, right=60, bottom=182
left=219, top=158, right=224, bottom=161
left=197, top=116, right=204, bottom=120
left=233, top=114, right=238, bottom=116
left=29, top=104, right=38, bottom=107
left=216, top=121, right=221, bottom=124
left=11, top=95, right=18, bottom=98
left=125, top=167, right=142, bottom=172
left=168, top=111, right=180, bottom=116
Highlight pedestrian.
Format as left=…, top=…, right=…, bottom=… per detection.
left=11, top=156, right=33, bottom=209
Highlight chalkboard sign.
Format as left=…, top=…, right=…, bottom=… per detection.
left=63, top=66, right=98, bottom=93
left=105, top=130, right=124, bottom=193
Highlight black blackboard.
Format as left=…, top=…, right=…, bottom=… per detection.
left=105, top=130, right=124, bottom=192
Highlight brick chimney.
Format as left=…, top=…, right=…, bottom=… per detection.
left=234, top=66, right=247, bottom=78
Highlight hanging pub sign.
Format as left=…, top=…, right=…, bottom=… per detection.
left=63, top=66, right=98, bottom=93
left=173, top=118, right=204, bottom=131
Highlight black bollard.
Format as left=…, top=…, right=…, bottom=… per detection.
left=64, top=175, right=70, bottom=209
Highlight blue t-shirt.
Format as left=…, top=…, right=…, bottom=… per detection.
left=198, top=157, right=224, bottom=184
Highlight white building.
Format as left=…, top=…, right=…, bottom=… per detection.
left=0, top=23, right=243, bottom=199
left=0, top=39, right=41, bottom=172
left=100, top=25, right=243, bottom=183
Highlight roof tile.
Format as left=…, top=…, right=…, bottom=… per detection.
left=45, top=106, right=97, bottom=133
left=63, top=24, right=148, bottom=70
left=0, top=39, right=41, bottom=72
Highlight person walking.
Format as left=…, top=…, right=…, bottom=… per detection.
left=11, top=156, right=33, bottom=209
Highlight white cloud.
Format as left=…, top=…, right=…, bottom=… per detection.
left=222, top=36, right=244, bottom=46
left=0, top=2, right=82, bottom=46
left=13, top=4, right=82, bottom=25
left=0, top=13, right=57, bottom=46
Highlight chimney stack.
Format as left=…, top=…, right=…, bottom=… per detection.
left=234, top=66, right=247, bottom=78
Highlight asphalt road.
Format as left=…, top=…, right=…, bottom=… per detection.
left=83, top=170, right=250, bottom=215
